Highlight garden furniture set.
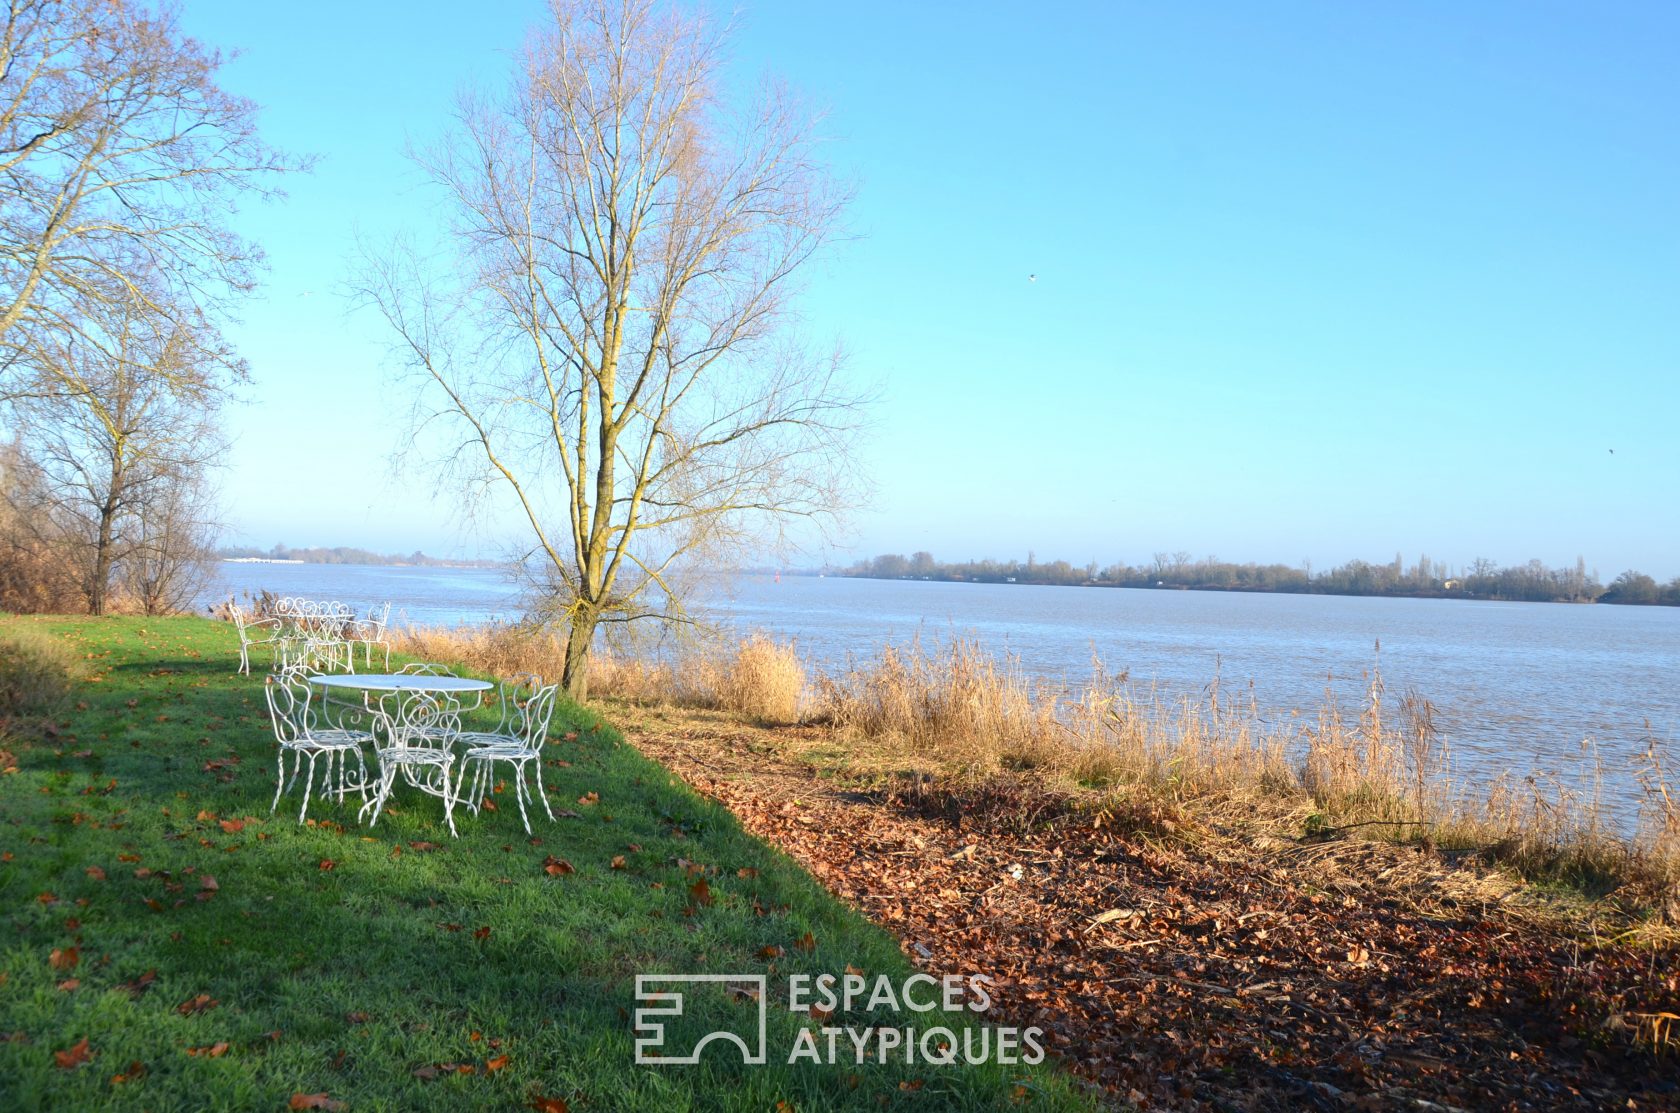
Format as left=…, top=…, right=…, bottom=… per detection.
left=237, top=595, right=559, bottom=837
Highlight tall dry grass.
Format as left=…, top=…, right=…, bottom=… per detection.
left=391, top=621, right=1680, bottom=906
left=388, top=624, right=807, bottom=724
left=0, top=625, right=80, bottom=718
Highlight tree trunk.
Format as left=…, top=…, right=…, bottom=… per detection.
left=88, top=493, right=119, bottom=615
left=560, top=609, right=597, bottom=701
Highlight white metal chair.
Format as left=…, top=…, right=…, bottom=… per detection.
left=457, top=681, right=560, bottom=834
left=230, top=603, right=281, bottom=675
left=360, top=687, right=463, bottom=837
left=349, top=602, right=392, bottom=670
left=263, top=672, right=373, bottom=823
left=452, top=673, right=543, bottom=750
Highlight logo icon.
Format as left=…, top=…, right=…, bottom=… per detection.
left=634, top=974, right=768, bottom=1065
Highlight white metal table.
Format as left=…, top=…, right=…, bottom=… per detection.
left=308, top=673, right=493, bottom=837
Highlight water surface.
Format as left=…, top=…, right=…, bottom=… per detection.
left=202, top=565, right=1679, bottom=823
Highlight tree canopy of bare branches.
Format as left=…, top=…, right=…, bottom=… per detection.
left=0, top=0, right=296, bottom=392
left=360, top=0, right=865, bottom=698
left=2, top=282, right=234, bottom=614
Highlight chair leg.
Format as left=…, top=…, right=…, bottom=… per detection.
left=441, top=761, right=459, bottom=838
left=298, top=751, right=320, bottom=823
left=361, top=762, right=398, bottom=828
left=461, top=758, right=483, bottom=815
left=534, top=758, right=556, bottom=821
left=271, top=748, right=287, bottom=814
left=509, top=760, right=533, bottom=836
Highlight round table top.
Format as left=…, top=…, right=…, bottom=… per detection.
left=306, top=673, right=493, bottom=693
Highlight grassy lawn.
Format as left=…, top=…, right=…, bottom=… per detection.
left=0, top=615, right=1092, bottom=1112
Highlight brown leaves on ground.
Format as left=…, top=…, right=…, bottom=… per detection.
left=289, top=1095, right=347, bottom=1111
left=542, top=856, right=575, bottom=877
left=49, top=946, right=78, bottom=970
left=529, top=1096, right=570, bottom=1113
left=626, top=715, right=1680, bottom=1112
left=54, top=1037, right=92, bottom=1068
left=185, top=1042, right=229, bottom=1057
left=176, top=993, right=218, bottom=1016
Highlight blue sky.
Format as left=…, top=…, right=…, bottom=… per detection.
left=183, top=1, right=1678, bottom=578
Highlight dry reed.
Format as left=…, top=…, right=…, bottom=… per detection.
left=392, top=621, right=1680, bottom=908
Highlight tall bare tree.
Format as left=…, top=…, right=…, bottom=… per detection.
left=0, top=0, right=295, bottom=393
left=4, top=285, right=235, bottom=613
left=360, top=0, right=864, bottom=698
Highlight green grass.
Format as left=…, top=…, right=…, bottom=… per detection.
left=0, top=616, right=1093, bottom=1112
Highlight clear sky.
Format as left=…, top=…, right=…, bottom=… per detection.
left=180, top=1, right=1678, bottom=579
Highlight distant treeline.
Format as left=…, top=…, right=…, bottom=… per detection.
left=217, top=544, right=500, bottom=569
left=836, top=552, right=1680, bottom=606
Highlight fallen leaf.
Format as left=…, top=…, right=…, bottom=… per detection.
left=186, top=1042, right=229, bottom=1058
left=346, top=1011, right=370, bottom=1024
left=85, top=865, right=106, bottom=881
left=408, top=841, right=441, bottom=852
left=288, top=1095, right=347, bottom=1111
left=793, top=931, right=817, bottom=952
left=543, top=856, right=575, bottom=877
left=118, top=970, right=157, bottom=998
left=610, top=855, right=626, bottom=870
left=689, top=879, right=713, bottom=906
left=737, top=867, right=759, bottom=880
left=529, top=1096, right=570, bottom=1113
left=486, top=1053, right=510, bottom=1072
left=219, top=819, right=245, bottom=834
left=412, top=1065, right=439, bottom=1080
left=319, top=859, right=336, bottom=871
left=110, top=1059, right=147, bottom=1084
left=49, top=946, right=79, bottom=970
left=57, top=978, right=80, bottom=991
left=759, top=945, right=785, bottom=960
left=176, top=993, right=219, bottom=1016
left=54, top=1037, right=92, bottom=1069
left=578, top=791, right=599, bottom=805
left=474, top=926, right=491, bottom=940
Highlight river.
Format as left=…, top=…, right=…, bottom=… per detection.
left=200, top=563, right=1679, bottom=825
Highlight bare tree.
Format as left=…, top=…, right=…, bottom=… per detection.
left=360, top=0, right=864, bottom=698
left=0, top=0, right=296, bottom=393
left=4, top=284, right=235, bottom=613
left=123, top=462, right=219, bottom=614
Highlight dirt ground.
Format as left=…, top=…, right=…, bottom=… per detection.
left=615, top=704, right=1680, bottom=1112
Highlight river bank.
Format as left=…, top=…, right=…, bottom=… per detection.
left=394, top=624, right=1680, bottom=916
left=615, top=700, right=1679, bottom=1109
